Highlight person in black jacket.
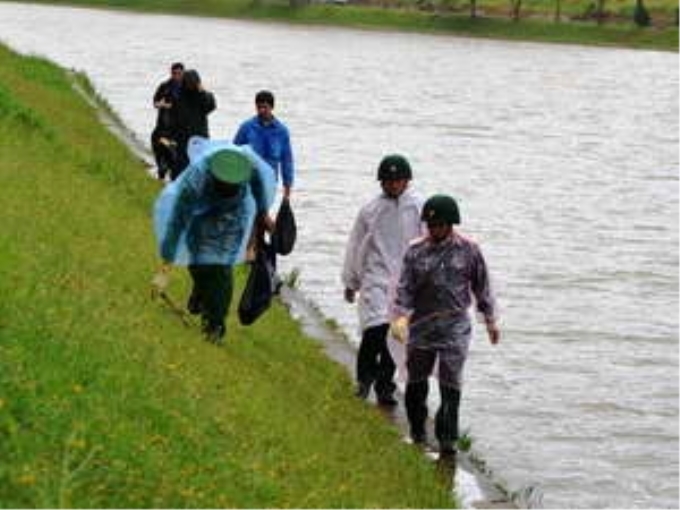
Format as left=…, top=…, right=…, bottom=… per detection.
left=151, top=62, right=184, bottom=180
left=172, top=69, right=216, bottom=180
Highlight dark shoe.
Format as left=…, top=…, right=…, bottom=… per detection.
left=203, top=324, right=225, bottom=346
left=205, top=331, right=225, bottom=347
left=435, top=448, right=457, bottom=489
left=410, top=431, right=427, bottom=446
left=354, top=383, right=370, bottom=400
left=439, top=445, right=457, bottom=460
left=377, top=393, right=398, bottom=407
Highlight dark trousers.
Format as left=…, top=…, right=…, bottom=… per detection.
left=150, top=128, right=177, bottom=180
left=356, top=323, right=397, bottom=398
left=188, top=265, right=233, bottom=336
left=172, top=135, right=190, bottom=181
left=405, top=349, right=461, bottom=450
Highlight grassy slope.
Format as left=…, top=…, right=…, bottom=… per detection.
left=0, top=43, right=453, bottom=508
left=6, top=0, right=678, bottom=51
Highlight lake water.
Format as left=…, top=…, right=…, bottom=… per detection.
left=0, top=2, right=677, bottom=507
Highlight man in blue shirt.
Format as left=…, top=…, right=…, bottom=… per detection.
left=234, top=90, right=295, bottom=200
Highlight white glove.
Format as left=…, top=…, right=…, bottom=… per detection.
left=389, top=316, right=409, bottom=344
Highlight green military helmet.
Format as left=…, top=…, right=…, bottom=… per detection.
left=377, top=154, right=412, bottom=181
left=209, top=149, right=253, bottom=184
left=421, top=194, right=461, bottom=225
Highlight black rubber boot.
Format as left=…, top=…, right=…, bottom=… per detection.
left=203, top=323, right=226, bottom=346
left=405, top=380, right=429, bottom=444
left=435, top=385, right=461, bottom=453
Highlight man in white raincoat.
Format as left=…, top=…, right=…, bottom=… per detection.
left=342, top=154, right=425, bottom=406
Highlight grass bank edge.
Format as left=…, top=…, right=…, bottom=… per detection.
left=0, top=43, right=456, bottom=508
left=2, top=0, right=677, bottom=51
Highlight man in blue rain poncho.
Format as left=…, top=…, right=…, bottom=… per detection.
left=153, top=137, right=276, bottom=344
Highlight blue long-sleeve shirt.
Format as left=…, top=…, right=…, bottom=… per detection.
left=233, top=116, right=295, bottom=188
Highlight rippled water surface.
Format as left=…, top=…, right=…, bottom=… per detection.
left=1, top=3, right=677, bottom=507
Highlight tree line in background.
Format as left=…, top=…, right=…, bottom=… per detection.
left=281, top=0, right=678, bottom=28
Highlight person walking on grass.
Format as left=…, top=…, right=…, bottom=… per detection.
left=152, top=137, right=275, bottom=345
left=390, top=194, right=500, bottom=460
left=342, top=154, right=425, bottom=406
left=233, top=90, right=296, bottom=287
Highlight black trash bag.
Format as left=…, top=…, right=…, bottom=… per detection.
left=238, top=241, right=275, bottom=326
left=272, top=197, right=297, bottom=256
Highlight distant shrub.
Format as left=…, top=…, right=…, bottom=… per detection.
left=633, top=0, right=651, bottom=26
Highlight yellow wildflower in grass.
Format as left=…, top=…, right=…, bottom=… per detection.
left=72, top=384, right=84, bottom=394
left=68, top=438, right=87, bottom=450
left=179, top=487, right=196, bottom=498
left=149, top=434, right=168, bottom=446
left=17, top=472, right=36, bottom=486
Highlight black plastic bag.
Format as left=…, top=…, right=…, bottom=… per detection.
left=272, top=198, right=297, bottom=256
left=238, top=242, right=275, bottom=326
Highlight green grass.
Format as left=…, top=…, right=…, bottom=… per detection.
left=0, top=43, right=454, bottom=508
left=5, top=0, right=678, bottom=50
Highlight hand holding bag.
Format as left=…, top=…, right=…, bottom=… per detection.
left=272, top=197, right=297, bottom=256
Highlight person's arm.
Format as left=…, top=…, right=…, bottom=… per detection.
left=341, top=210, right=368, bottom=303
left=280, top=127, right=294, bottom=198
left=153, top=83, right=168, bottom=108
left=249, top=177, right=266, bottom=214
left=394, top=248, right=416, bottom=316
left=159, top=177, right=196, bottom=262
left=486, top=318, right=500, bottom=344
left=248, top=156, right=274, bottom=219
left=201, top=91, right=216, bottom=115
left=470, top=244, right=500, bottom=344
left=389, top=247, right=416, bottom=343
left=233, top=121, right=248, bottom=146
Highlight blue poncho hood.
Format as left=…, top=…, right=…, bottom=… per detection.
left=154, top=137, right=276, bottom=266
